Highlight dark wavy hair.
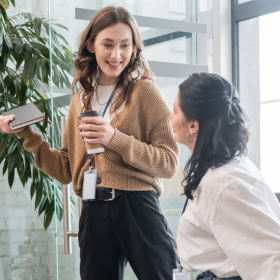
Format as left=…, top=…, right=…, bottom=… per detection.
left=179, top=73, right=250, bottom=200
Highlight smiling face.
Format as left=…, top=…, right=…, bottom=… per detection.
left=87, top=22, right=136, bottom=86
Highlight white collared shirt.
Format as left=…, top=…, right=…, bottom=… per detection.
left=177, top=157, right=280, bottom=280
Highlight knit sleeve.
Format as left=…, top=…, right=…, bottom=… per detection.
left=15, top=105, right=74, bottom=185
left=107, top=113, right=179, bottom=179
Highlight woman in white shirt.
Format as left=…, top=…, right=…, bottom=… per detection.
left=171, top=73, right=280, bottom=280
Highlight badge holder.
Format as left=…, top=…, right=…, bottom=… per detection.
left=82, top=154, right=97, bottom=202
left=173, top=265, right=188, bottom=280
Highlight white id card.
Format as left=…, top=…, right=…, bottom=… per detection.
left=82, top=170, right=97, bottom=201
left=173, top=269, right=188, bottom=280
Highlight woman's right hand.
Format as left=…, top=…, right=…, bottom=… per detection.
left=0, top=114, right=26, bottom=134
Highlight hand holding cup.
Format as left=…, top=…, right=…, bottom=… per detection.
left=78, top=111, right=115, bottom=154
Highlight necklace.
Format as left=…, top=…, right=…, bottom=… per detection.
left=96, top=88, right=113, bottom=106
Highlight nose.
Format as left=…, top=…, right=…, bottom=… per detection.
left=111, top=46, right=121, bottom=60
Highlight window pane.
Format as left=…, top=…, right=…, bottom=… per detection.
left=239, top=11, right=280, bottom=193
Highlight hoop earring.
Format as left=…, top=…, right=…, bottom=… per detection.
left=186, top=133, right=197, bottom=143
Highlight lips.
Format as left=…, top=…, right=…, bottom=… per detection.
left=107, top=61, right=122, bottom=66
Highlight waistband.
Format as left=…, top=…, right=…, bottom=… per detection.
left=196, top=271, right=242, bottom=280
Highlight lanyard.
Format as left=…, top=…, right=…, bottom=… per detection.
left=181, top=197, right=189, bottom=215
left=80, top=92, right=113, bottom=171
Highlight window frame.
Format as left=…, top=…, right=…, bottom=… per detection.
left=231, top=0, right=280, bottom=90
left=231, top=0, right=280, bottom=199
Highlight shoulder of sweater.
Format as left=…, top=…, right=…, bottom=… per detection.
left=134, top=78, right=160, bottom=95
left=133, top=79, right=168, bottom=105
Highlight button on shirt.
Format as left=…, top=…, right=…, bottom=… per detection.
left=177, top=157, right=280, bottom=280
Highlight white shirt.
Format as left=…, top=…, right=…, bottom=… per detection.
left=177, top=157, right=280, bottom=280
left=80, top=84, right=125, bottom=122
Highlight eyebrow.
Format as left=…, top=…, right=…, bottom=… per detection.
left=101, top=38, right=131, bottom=43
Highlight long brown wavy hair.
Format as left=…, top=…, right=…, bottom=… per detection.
left=72, top=6, right=155, bottom=113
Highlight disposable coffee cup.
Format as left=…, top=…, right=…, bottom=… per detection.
left=78, top=110, right=105, bottom=154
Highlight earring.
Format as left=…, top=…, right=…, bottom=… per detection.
left=186, top=133, right=197, bottom=143
left=96, top=64, right=99, bottom=78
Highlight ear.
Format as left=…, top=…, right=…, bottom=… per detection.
left=189, top=120, right=199, bottom=136
left=86, top=41, right=95, bottom=54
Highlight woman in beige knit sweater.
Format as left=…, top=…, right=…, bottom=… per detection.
left=1, top=6, right=179, bottom=280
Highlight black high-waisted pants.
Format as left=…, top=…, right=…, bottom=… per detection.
left=78, top=190, right=178, bottom=280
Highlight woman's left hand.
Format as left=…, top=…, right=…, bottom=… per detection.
left=78, top=117, right=115, bottom=147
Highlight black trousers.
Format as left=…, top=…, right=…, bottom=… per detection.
left=78, top=190, right=178, bottom=280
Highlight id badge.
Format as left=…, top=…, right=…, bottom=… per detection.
left=173, top=268, right=188, bottom=280
left=82, top=169, right=97, bottom=201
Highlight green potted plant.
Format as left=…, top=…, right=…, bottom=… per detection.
left=0, top=0, right=75, bottom=229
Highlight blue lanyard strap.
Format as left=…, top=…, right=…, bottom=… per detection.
left=181, top=197, right=189, bottom=215
left=103, top=94, right=112, bottom=115
left=80, top=92, right=113, bottom=169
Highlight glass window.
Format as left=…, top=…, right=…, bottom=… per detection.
left=239, top=11, right=280, bottom=193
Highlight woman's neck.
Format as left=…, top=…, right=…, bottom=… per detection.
left=98, top=70, right=119, bottom=86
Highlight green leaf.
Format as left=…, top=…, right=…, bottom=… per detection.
left=0, top=24, right=4, bottom=53
left=19, top=79, right=27, bottom=105
left=35, top=183, right=43, bottom=210
left=21, top=163, right=31, bottom=186
left=24, top=150, right=34, bottom=165
left=44, top=200, right=54, bottom=230
left=30, top=42, right=49, bottom=56
left=0, top=92, right=19, bottom=105
left=16, top=54, right=24, bottom=70
left=61, top=71, right=71, bottom=88
left=56, top=201, right=63, bottom=221
left=52, top=65, right=60, bottom=87
left=0, top=133, right=9, bottom=155
left=53, top=23, right=68, bottom=31
left=1, top=40, right=12, bottom=69
left=4, top=34, right=12, bottom=49
left=7, top=152, right=17, bottom=175
left=33, top=17, right=42, bottom=41
left=8, top=169, right=14, bottom=188
left=30, top=181, right=36, bottom=199
left=23, top=55, right=37, bottom=83
left=41, top=20, right=49, bottom=36
left=19, top=28, right=29, bottom=42
left=41, top=58, right=46, bottom=79
left=10, top=0, right=15, bottom=7
left=6, top=140, right=17, bottom=155
left=38, top=196, right=49, bottom=216
left=23, top=43, right=32, bottom=61
left=2, top=159, right=8, bottom=175
left=43, top=177, right=53, bottom=202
